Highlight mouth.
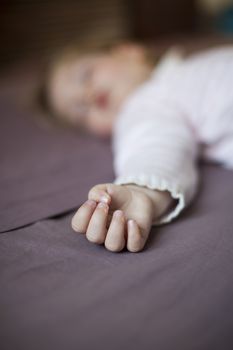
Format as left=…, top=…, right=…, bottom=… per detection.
left=95, top=92, right=109, bottom=109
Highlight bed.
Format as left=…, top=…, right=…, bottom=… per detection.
left=1, top=37, right=233, bottom=350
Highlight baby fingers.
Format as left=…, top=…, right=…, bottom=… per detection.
left=127, top=220, right=148, bottom=253
left=105, top=210, right=126, bottom=252
left=86, top=202, right=109, bottom=244
left=71, top=200, right=97, bottom=233
left=88, top=184, right=111, bottom=205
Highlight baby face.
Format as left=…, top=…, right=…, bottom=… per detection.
left=48, top=46, right=151, bottom=137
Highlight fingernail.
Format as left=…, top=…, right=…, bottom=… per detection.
left=114, top=210, right=123, bottom=218
left=100, top=196, right=109, bottom=203
left=128, top=219, right=135, bottom=227
left=85, top=200, right=96, bottom=207
left=97, top=202, right=108, bottom=209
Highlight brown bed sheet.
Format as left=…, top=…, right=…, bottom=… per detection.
left=1, top=37, right=233, bottom=349
left=1, top=164, right=233, bottom=350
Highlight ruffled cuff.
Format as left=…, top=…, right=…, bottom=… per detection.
left=113, top=174, right=187, bottom=225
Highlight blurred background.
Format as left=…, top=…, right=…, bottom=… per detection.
left=1, top=0, right=233, bottom=70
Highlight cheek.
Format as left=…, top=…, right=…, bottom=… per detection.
left=94, top=62, right=121, bottom=86
left=48, top=80, right=70, bottom=117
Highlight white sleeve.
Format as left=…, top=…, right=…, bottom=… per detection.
left=112, top=79, right=199, bottom=225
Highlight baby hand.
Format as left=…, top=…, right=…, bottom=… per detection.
left=71, top=183, right=173, bottom=252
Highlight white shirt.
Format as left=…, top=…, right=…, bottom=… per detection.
left=112, top=46, right=233, bottom=225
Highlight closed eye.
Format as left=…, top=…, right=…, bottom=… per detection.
left=72, top=65, right=94, bottom=84
left=71, top=103, right=89, bottom=121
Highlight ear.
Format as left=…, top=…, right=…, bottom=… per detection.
left=111, top=42, right=147, bottom=62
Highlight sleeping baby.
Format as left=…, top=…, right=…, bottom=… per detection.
left=44, top=42, right=233, bottom=252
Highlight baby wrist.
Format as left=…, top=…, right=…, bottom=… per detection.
left=124, top=184, right=176, bottom=222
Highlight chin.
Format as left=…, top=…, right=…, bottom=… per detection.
left=88, top=124, right=113, bottom=139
